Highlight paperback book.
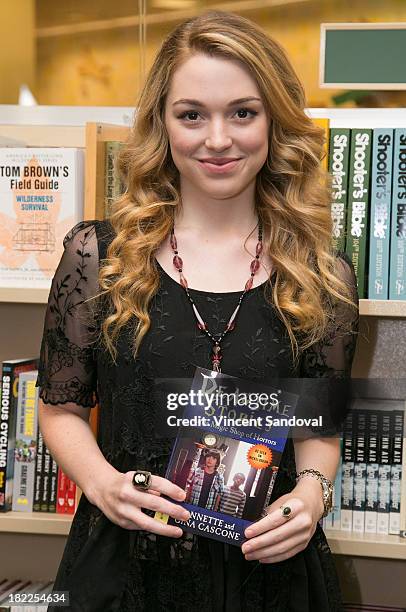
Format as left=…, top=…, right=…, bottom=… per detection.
left=155, top=366, right=298, bottom=546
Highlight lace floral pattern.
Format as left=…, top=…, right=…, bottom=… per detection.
left=39, top=220, right=359, bottom=612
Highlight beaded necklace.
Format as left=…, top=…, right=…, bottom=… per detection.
left=169, top=220, right=264, bottom=373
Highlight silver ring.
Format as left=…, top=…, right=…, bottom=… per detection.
left=132, top=470, right=152, bottom=490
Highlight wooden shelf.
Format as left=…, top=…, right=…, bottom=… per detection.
left=359, top=299, right=406, bottom=317
left=326, top=529, right=406, bottom=560
left=0, top=511, right=405, bottom=560
left=0, top=512, right=73, bottom=536
left=0, top=287, right=50, bottom=304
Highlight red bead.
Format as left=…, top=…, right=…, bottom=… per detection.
left=173, top=255, right=183, bottom=270
left=245, top=277, right=253, bottom=291
left=197, top=322, right=207, bottom=330
left=170, top=234, right=177, bottom=250
left=250, top=259, right=260, bottom=274
left=256, top=242, right=263, bottom=256
left=227, top=321, right=235, bottom=331
left=179, top=274, right=188, bottom=289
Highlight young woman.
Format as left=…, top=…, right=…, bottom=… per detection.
left=37, top=10, right=359, bottom=612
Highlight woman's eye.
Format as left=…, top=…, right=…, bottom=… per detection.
left=235, top=108, right=257, bottom=119
left=179, top=111, right=200, bottom=121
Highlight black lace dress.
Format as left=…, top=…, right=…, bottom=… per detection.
left=36, top=220, right=359, bottom=612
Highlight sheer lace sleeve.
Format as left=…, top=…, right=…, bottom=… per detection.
left=296, top=252, right=360, bottom=436
left=36, top=221, right=100, bottom=408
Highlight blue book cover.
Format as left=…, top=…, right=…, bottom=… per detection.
left=389, top=128, right=406, bottom=300
left=155, top=367, right=298, bottom=546
left=368, top=128, right=394, bottom=299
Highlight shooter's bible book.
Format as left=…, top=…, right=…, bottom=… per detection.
left=155, top=366, right=299, bottom=546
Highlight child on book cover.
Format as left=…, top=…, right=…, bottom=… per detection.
left=219, top=473, right=247, bottom=519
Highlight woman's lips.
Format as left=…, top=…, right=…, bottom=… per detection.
left=198, top=159, right=241, bottom=174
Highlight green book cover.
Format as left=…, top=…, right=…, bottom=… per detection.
left=345, top=129, right=373, bottom=298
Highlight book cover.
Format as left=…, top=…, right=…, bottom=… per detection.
left=328, top=128, right=351, bottom=253
left=11, top=371, right=39, bottom=512
left=345, top=129, right=373, bottom=298
left=389, top=129, right=406, bottom=300
left=0, top=147, right=84, bottom=289
left=389, top=406, right=405, bottom=534
left=368, top=128, right=394, bottom=299
left=155, top=367, right=298, bottom=546
left=0, top=358, right=38, bottom=511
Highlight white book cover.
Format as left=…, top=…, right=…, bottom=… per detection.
left=0, top=147, right=84, bottom=289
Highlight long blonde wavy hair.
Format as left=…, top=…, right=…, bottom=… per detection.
left=98, top=10, right=357, bottom=365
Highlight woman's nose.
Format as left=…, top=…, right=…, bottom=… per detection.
left=205, top=120, right=232, bottom=150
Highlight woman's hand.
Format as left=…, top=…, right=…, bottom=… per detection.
left=92, top=469, right=191, bottom=538
left=241, top=477, right=324, bottom=563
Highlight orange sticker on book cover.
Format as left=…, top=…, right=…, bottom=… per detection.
left=247, top=444, right=273, bottom=469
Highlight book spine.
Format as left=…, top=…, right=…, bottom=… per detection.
left=389, top=409, right=404, bottom=534
left=11, top=372, right=39, bottom=512
left=377, top=410, right=391, bottom=534
left=329, top=128, right=351, bottom=253
left=48, top=454, right=58, bottom=513
left=353, top=409, right=367, bottom=532
left=32, top=428, right=44, bottom=512
left=368, top=128, right=394, bottom=299
left=400, top=415, right=406, bottom=537
left=66, top=477, right=77, bottom=514
left=364, top=409, right=379, bottom=533
left=40, top=445, right=51, bottom=512
left=341, top=409, right=355, bottom=531
left=389, top=128, right=406, bottom=299
left=331, top=443, right=342, bottom=529
left=56, top=467, right=68, bottom=514
left=345, top=129, right=373, bottom=298
left=0, top=365, right=13, bottom=511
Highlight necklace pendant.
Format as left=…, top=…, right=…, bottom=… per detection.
left=212, top=343, right=222, bottom=373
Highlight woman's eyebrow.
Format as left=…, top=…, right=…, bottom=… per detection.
left=172, top=97, right=262, bottom=107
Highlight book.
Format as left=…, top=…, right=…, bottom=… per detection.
left=0, top=147, right=84, bottom=289
left=345, top=129, right=372, bottom=298
left=389, top=406, right=405, bottom=534
left=11, top=371, right=39, bottom=512
left=329, top=128, right=351, bottom=253
left=368, top=128, right=394, bottom=299
left=154, top=366, right=298, bottom=546
left=377, top=409, right=392, bottom=534
left=341, top=409, right=356, bottom=531
left=352, top=406, right=367, bottom=532
left=0, top=358, right=38, bottom=511
left=365, top=407, right=379, bottom=533
left=389, top=128, right=406, bottom=300
left=104, top=141, right=125, bottom=219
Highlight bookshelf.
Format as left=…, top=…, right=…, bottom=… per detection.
left=0, top=111, right=405, bottom=604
